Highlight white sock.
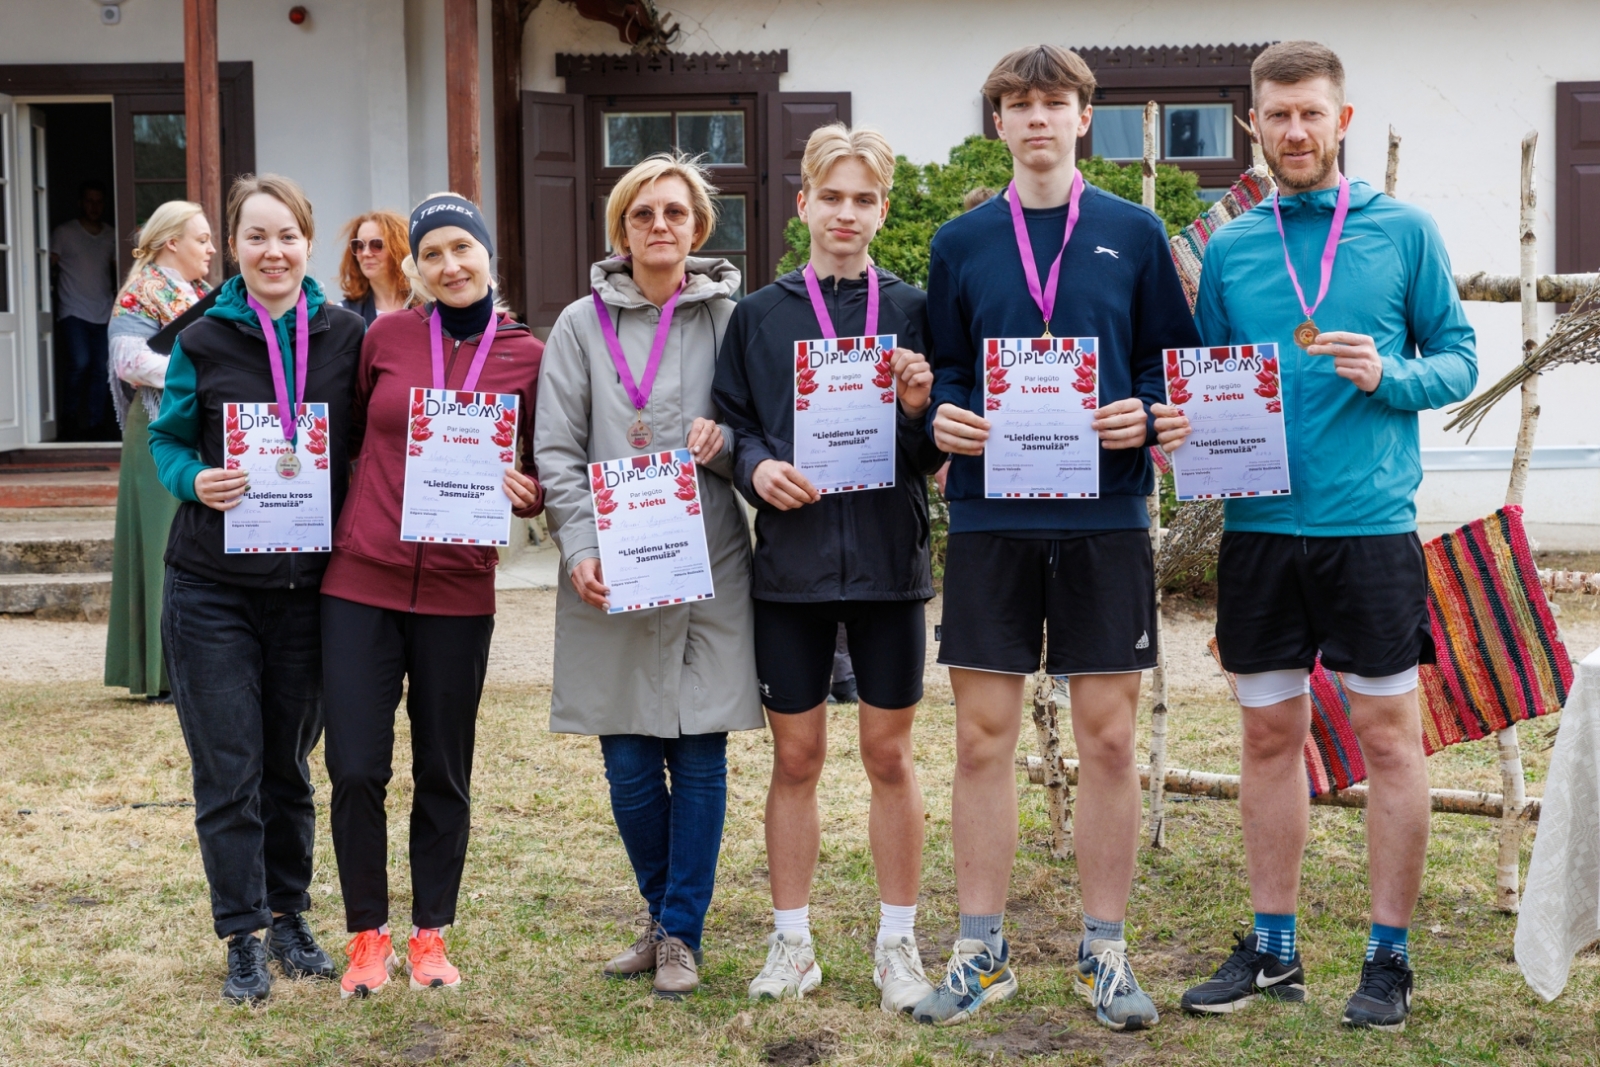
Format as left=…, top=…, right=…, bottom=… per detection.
left=773, top=905, right=811, bottom=941
left=877, top=902, right=917, bottom=946
left=378, top=923, right=390, bottom=935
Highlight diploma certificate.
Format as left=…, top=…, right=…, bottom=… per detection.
left=223, top=402, right=333, bottom=553
left=591, top=449, right=715, bottom=614
left=982, top=336, right=1099, bottom=499
left=792, top=334, right=898, bottom=494
left=400, top=388, right=518, bottom=545
left=1164, top=344, right=1291, bottom=500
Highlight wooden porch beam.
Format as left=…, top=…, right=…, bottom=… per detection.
left=444, top=0, right=482, bottom=205
left=183, top=0, right=222, bottom=285
left=490, top=0, right=532, bottom=319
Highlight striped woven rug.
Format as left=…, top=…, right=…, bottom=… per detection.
left=1169, top=167, right=1274, bottom=310
left=1212, top=506, right=1574, bottom=796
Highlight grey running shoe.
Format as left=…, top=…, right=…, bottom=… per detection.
left=910, top=938, right=1018, bottom=1026
left=222, top=932, right=272, bottom=1004
left=1076, top=938, right=1159, bottom=1031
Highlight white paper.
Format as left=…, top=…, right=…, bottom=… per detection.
left=1165, top=343, right=1291, bottom=501
left=400, top=388, right=517, bottom=546
left=982, top=336, right=1100, bottom=499
left=223, top=402, right=333, bottom=553
left=590, top=448, right=715, bottom=614
left=792, top=333, right=898, bottom=494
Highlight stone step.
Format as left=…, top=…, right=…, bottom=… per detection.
left=0, top=468, right=119, bottom=508
left=0, top=571, right=112, bottom=621
left=0, top=521, right=115, bottom=574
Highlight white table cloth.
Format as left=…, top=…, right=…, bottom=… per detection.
left=1515, top=644, right=1600, bottom=1001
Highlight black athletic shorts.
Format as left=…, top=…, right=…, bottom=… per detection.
left=937, top=530, right=1157, bottom=676
left=754, top=599, right=926, bottom=712
left=1215, top=531, right=1435, bottom=677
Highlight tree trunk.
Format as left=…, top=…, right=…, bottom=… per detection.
left=1140, top=99, right=1170, bottom=848
left=1385, top=126, right=1401, bottom=198
left=1030, top=674, right=1072, bottom=860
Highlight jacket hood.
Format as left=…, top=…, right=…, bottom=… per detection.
left=206, top=274, right=328, bottom=326
left=1275, top=177, right=1381, bottom=216
left=590, top=255, right=740, bottom=309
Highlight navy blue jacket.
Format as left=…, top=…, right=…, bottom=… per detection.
left=927, top=182, right=1199, bottom=535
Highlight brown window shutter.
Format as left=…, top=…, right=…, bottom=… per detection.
left=1556, top=82, right=1600, bottom=274
left=521, top=91, right=589, bottom=328
left=763, top=93, right=851, bottom=283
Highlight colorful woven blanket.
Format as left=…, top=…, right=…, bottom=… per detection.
left=1169, top=167, right=1274, bottom=310
left=1212, top=506, right=1575, bottom=796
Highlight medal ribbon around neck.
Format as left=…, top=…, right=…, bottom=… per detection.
left=428, top=305, right=499, bottom=392
left=1272, top=175, right=1351, bottom=347
left=801, top=261, right=879, bottom=339
left=591, top=276, right=686, bottom=416
left=246, top=290, right=309, bottom=443
left=1006, top=168, right=1084, bottom=338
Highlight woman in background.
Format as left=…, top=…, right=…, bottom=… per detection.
left=104, top=200, right=214, bottom=700
left=338, top=209, right=416, bottom=326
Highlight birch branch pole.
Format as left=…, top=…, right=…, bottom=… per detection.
left=1142, top=99, right=1171, bottom=848
left=1385, top=126, right=1401, bottom=197
left=1030, top=673, right=1072, bottom=859
left=1455, top=273, right=1598, bottom=303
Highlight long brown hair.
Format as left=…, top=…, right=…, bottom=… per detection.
left=338, top=209, right=413, bottom=303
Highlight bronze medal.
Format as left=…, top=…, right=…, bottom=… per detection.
left=1294, top=319, right=1319, bottom=349
left=627, top=415, right=653, bottom=449
left=275, top=451, right=302, bottom=479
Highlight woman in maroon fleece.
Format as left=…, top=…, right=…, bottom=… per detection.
left=319, top=194, right=544, bottom=998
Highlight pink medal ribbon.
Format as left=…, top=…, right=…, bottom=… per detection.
left=801, top=261, right=879, bottom=339
left=428, top=306, right=499, bottom=391
left=1007, top=169, right=1084, bottom=338
left=1272, top=175, right=1351, bottom=348
left=247, top=290, right=309, bottom=442
left=591, top=276, right=686, bottom=448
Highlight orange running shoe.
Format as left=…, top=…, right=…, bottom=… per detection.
left=407, top=929, right=461, bottom=991
left=341, top=929, right=397, bottom=999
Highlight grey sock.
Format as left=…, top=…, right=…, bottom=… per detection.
left=958, top=912, right=1005, bottom=958
left=1081, top=913, right=1126, bottom=959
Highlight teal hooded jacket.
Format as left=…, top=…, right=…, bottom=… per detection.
left=1194, top=178, right=1477, bottom=536
left=149, top=275, right=326, bottom=503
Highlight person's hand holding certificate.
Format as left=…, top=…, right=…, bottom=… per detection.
left=1158, top=344, right=1291, bottom=500
left=982, top=336, right=1100, bottom=499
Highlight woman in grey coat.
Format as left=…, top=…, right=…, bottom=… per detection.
left=533, top=153, right=762, bottom=1000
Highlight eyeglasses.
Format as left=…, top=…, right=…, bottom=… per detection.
left=349, top=239, right=386, bottom=254
left=626, top=205, right=692, bottom=230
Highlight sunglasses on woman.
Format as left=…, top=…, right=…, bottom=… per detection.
left=350, top=238, right=386, bottom=254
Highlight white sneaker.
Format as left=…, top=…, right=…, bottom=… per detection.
left=874, top=935, right=935, bottom=1013
left=748, top=931, right=822, bottom=1001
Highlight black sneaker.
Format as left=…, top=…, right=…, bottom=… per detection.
left=223, top=932, right=272, bottom=1004
left=1181, top=932, right=1306, bottom=1014
left=266, top=912, right=337, bottom=979
left=1341, top=949, right=1413, bottom=1031
left=828, top=677, right=859, bottom=704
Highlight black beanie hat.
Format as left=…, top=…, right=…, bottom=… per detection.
left=409, top=194, right=494, bottom=258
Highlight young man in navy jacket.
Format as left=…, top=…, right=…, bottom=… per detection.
left=714, top=125, right=945, bottom=1013
left=914, top=45, right=1199, bottom=1030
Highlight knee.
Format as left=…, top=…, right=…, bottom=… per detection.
left=1074, top=716, right=1136, bottom=767
left=954, top=722, right=1015, bottom=777
left=1241, top=714, right=1305, bottom=764
left=859, top=734, right=914, bottom=788
left=1352, top=719, right=1422, bottom=771
left=772, top=735, right=825, bottom=787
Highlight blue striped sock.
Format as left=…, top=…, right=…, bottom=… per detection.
left=1253, top=912, right=1296, bottom=961
left=1366, top=923, right=1408, bottom=962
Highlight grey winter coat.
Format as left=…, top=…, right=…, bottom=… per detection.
left=534, top=256, right=763, bottom=738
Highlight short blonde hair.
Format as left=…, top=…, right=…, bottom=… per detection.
left=225, top=173, right=315, bottom=260
left=125, top=199, right=205, bottom=287
left=800, top=124, right=895, bottom=195
left=605, top=153, right=718, bottom=256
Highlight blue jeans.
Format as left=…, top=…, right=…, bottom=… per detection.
left=598, top=733, right=728, bottom=952
left=56, top=315, right=112, bottom=437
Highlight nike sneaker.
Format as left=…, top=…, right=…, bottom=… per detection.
left=911, top=938, right=1018, bottom=1026
left=341, top=929, right=397, bottom=999
left=1075, top=937, right=1159, bottom=1031
left=1181, top=932, right=1306, bottom=1014
left=748, top=931, right=822, bottom=1001
left=874, top=935, right=935, bottom=1013
left=406, top=928, right=462, bottom=991
left=1340, top=949, right=1413, bottom=1032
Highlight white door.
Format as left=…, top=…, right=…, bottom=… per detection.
left=17, top=104, right=55, bottom=442
left=0, top=94, right=23, bottom=451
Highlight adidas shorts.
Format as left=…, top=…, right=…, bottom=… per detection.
left=937, top=530, right=1157, bottom=676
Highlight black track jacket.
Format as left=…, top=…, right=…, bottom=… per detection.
left=713, top=267, right=946, bottom=602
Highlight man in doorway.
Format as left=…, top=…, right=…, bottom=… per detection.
left=1155, top=41, right=1476, bottom=1031
left=915, top=45, right=1198, bottom=1030
left=713, top=123, right=944, bottom=1013
left=51, top=179, right=119, bottom=439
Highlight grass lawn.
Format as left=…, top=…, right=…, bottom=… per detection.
left=2, top=593, right=1598, bottom=1065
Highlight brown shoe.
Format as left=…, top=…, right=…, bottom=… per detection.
left=603, top=920, right=664, bottom=979
left=652, top=936, right=700, bottom=999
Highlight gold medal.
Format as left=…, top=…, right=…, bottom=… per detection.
left=1294, top=319, right=1319, bottom=349
left=275, top=451, right=302, bottom=479
left=627, top=415, right=653, bottom=449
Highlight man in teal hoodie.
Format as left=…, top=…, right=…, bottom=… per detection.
left=1155, top=42, right=1476, bottom=1032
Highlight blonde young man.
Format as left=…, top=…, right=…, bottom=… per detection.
left=916, top=46, right=1199, bottom=1029
left=1156, top=42, right=1475, bottom=1032
left=712, top=125, right=945, bottom=1013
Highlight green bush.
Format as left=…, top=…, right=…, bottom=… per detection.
left=774, top=135, right=1207, bottom=286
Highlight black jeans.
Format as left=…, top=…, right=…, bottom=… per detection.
left=321, top=595, right=494, bottom=931
left=162, top=567, right=323, bottom=939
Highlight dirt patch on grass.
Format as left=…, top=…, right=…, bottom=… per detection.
left=965, top=1016, right=1148, bottom=1062
left=763, top=1030, right=838, bottom=1065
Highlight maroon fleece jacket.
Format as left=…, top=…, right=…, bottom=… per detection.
left=322, top=306, right=544, bottom=615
